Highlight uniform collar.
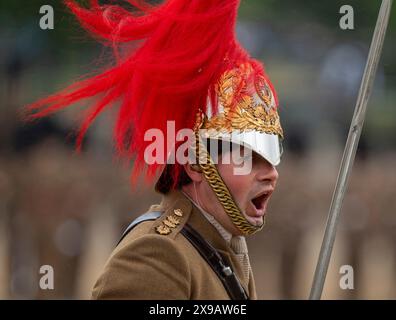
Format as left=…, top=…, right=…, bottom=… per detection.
left=180, top=190, right=233, bottom=245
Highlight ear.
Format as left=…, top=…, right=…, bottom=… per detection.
left=183, top=164, right=203, bottom=182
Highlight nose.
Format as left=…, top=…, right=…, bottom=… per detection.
left=255, top=160, right=279, bottom=185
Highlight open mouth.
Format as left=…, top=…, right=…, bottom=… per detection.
left=250, top=190, right=272, bottom=214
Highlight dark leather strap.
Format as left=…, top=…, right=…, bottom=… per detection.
left=181, top=224, right=249, bottom=300
left=117, top=211, right=162, bottom=246
left=117, top=211, right=248, bottom=300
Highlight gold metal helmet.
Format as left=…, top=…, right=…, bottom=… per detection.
left=194, top=61, right=284, bottom=235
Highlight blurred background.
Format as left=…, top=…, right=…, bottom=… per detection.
left=0, top=0, right=395, bottom=299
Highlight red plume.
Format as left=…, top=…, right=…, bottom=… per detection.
left=23, top=0, right=252, bottom=185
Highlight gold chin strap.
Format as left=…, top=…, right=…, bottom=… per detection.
left=194, top=118, right=264, bottom=236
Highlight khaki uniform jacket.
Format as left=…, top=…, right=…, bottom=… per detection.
left=92, top=190, right=258, bottom=299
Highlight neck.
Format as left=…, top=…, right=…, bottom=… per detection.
left=181, top=188, right=233, bottom=244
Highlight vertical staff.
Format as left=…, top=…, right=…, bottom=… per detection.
left=309, top=0, right=393, bottom=300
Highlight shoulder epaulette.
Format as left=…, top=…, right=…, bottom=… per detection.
left=151, top=198, right=192, bottom=239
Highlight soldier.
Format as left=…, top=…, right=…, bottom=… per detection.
left=25, top=0, right=284, bottom=299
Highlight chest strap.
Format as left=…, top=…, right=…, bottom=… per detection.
left=117, top=211, right=162, bottom=245
left=118, top=211, right=249, bottom=300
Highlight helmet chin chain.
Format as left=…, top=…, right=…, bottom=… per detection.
left=194, top=128, right=265, bottom=236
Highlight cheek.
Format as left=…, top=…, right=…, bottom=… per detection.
left=217, top=163, right=253, bottom=204
left=204, top=182, right=215, bottom=200
left=202, top=179, right=219, bottom=204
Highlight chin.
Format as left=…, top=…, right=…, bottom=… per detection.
left=246, top=215, right=264, bottom=226
left=243, top=206, right=265, bottom=226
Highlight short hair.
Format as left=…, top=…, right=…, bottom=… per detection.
left=155, top=164, right=192, bottom=194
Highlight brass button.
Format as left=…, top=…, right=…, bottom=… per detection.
left=156, top=225, right=171, bottom=235
left=174, top=209, right=183, bottom=217
left=163, top=219, right=176, bottom=228
left=167, top=215, right=180, bottom=225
